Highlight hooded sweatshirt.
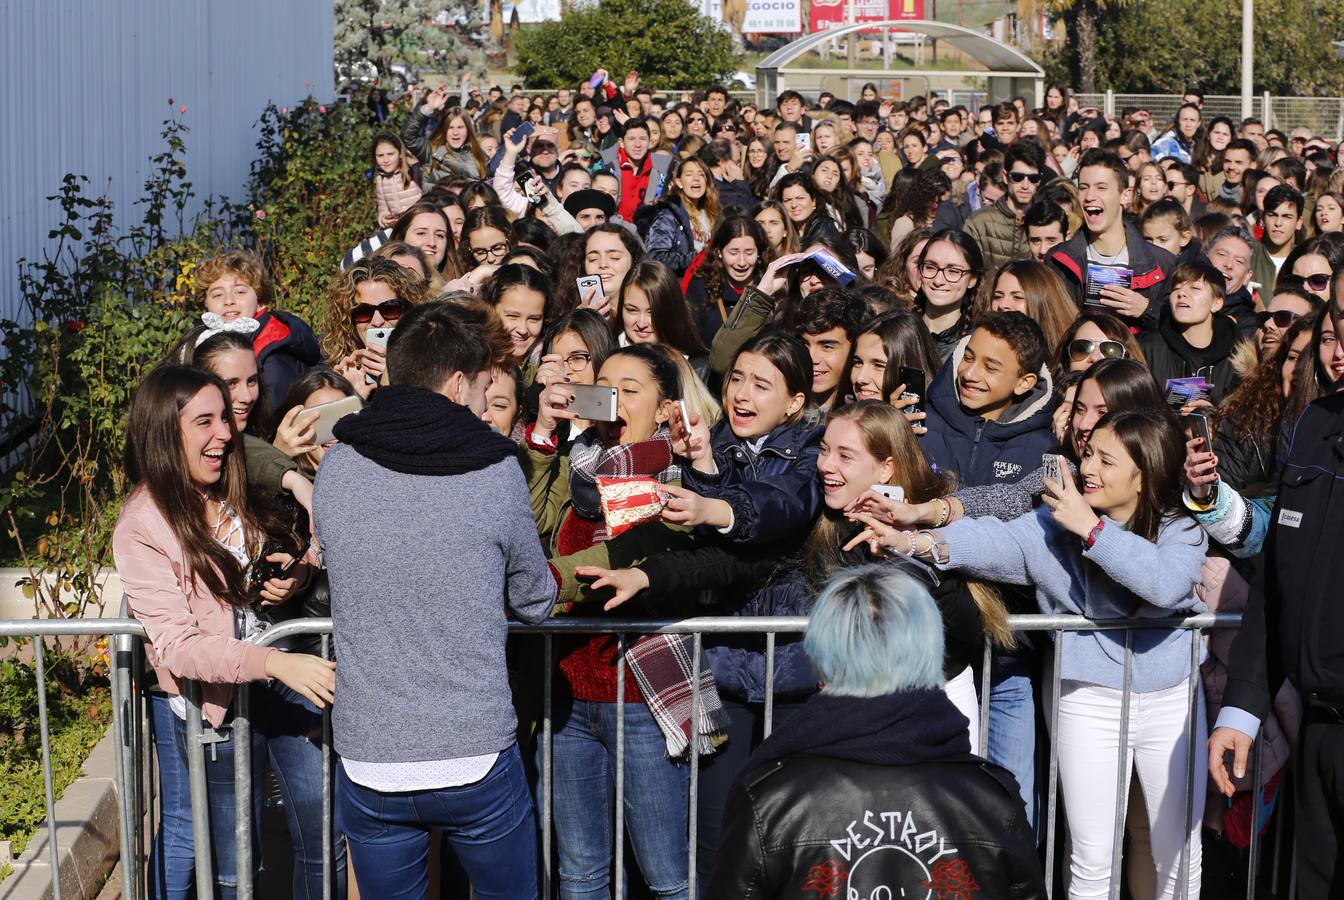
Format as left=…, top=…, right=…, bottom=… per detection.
left=1137, top=311, right=1242, bottom=405
left=920, top=335, right=1059, bottom=487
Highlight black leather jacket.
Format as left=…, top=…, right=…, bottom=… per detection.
left=707, top=755, right=1046, bottom=898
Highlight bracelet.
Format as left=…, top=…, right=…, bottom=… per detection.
left=1084, top=519, right=1106, bottom=549
left=916, top=530, right=949, bottom=565
left=932, top=497, right=951, bottom=528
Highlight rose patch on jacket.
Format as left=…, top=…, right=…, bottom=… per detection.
left=799, top=808, right=980, bottom=899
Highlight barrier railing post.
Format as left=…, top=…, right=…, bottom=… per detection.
left=110, top=632, right=139, bottom=900
left=232, top=682, right=254, bottom=898
left=182, top=680, right=215, bottom=897
left=614, top=633, right=627, bottom=900
left=1109, top=629, right=1134, bottom=900
left=978, top=636, right=992, bottom=757
left=1044, top=629, right=1063, bottom=899
left=542, top=634, right=554, bottom=899
left=688, top=632, right=702, bottom=899
left=33, top=635, right=64, bottom=900
left=1246, top=729, right=1265, bottom=900
left=321, top=633, right=333, bottom=900
left=763, top=632, right=776, bottom=738
left=1177, top=627, right=1200, bottom=898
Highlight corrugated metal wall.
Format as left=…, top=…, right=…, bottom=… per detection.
left=0, top=0, right=334, bottom=326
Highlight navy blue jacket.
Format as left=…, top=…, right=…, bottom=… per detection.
left=681, top=414, right=825, bottom=546
left=921, top=336, right=1059, bottom=488
left=254, top=309, right=321, bottom=410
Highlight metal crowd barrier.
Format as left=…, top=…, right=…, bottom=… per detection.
left=0, top=612, right=1299, bottom=900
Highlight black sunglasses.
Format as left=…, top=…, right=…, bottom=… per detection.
left=1008, top=171, right=1043, bottom=184
left=1257, top=309, right=1303, bottom=328
left=1283, top=273, right=1331, bottom=292
left=351, top=299, right=408, bottom=326
left=1166, top=180, right=1187, bottom=190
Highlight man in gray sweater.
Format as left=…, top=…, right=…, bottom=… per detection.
left=314, top=300, right=554, bottom=899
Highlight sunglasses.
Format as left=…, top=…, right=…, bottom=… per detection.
left=1008, top=171, right=1043, bottom=184
left=1166, top=180, right=1187, bottom=190
left=350, top=299, right=408, bottom=326
left=1284, top=273, right=1331, bottom=292
left=1068, top=339, right=1127, bottom=361
left=1257, top=309, right=1303, bottom=328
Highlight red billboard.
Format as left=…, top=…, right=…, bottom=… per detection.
left=808, top=0, right=924, bottom=32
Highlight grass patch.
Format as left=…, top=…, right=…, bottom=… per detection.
left=0, top=652, right=112, bottom=861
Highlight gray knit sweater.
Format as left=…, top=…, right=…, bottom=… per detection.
left=314, top=447, right=554, bottom=763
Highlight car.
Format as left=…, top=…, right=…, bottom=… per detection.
left=731, top=70, right=757, bottom=91
left=335, top=59, right=420, bottom=95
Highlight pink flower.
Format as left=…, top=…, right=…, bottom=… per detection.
left=281, top=106, right=289, bottom=115
left=179, top=105, right=187, bottom=114
left=255, top=210, right=267, bottom=220
left=318, top=105, right=327, bottom=114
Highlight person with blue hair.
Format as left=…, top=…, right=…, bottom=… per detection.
left=707, top=563, right=1045, bottom=898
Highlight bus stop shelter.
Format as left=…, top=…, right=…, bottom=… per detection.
left=755, top=20, right=1044, bottom=109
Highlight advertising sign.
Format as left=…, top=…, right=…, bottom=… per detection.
left=809, top=0, right=923, bottom=32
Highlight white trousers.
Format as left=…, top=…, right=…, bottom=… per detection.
left=1056, top=680, right=1206, bottom=899
left=944, top=665, right=981, bottom=756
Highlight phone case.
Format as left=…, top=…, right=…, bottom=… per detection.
left=567, top=384, right=618, bottom=422
left=576, top=274, right=604, bottom=300
left=309, top=395, right=365, bottom=445
left=364, top=327, right=393, bottom=350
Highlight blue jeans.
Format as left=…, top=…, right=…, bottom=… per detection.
left=987, top=661, right=1038, bottom=834
left=148, top=685, right=345, bottom=900
left=338, top=743, right=538, bottom=900
left=548, top=697, right=689, bottom=899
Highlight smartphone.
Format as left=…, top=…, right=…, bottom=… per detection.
left=511, top=121, right=535, bottom=145
left=364, top=326, right=393, bottom=350
left=587, top=71, right=606, bottom=90
left=308, top=395, right=364, bottom=445
left=1185, top=413, right=1214, bottom=450
left=667, top=400, right=693, bottom=447
left=870, top=484, right=906, bottom=503
left=896, top=365, right=926, bottom=416
left=576, top=274, right=604, bottom=305
left=567, top=384, right=618, bottom=422
left=1041, top=452, right=1063, bottom=487
left=795, top=132, right=812, bottom=153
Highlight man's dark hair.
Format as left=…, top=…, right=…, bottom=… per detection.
left=1169, top=260, right=1228, bottom=303
left=1077, top=148, right=1129, bottom=191
left=1024, top=200, right=1068, bottom=234
left=388, top=300, right=510, bottom=390
left=706, top=84, right=728, bottom=100
left=940, top=107, right=961, bottom=125
left=621, top=117, right=651, bottom=137
left=795, top=286, right=866, bottom=341
left=1241, top=116, right=1264, bottom=130
left=1005, top=140, right=1046, bottom=172
left=855, top=101, right=880, bottom=122
left=1171, top=161, right=1200, bottom=188
left=1269, top=156, right=1307, bottom=190
left=974, top=311, right=1047, bottom=378
left=992, top=101, right=1019, bottom=124
left=1224, top=138, right=1258, bottom=158
left=774, top=121, right=799, bottom=137
left=1122, top=130, right=1152, bottom=155
left=1140, top=197, right=1193, bottom=233
left=1263, top=183, right=1305, bottom=218
left=777, top=90, right=804, bottom=107
left=1184, top=87, right=1205, bottom=102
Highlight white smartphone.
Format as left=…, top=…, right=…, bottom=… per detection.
left=576, top=274, right=604, bottom=306
left=1042, top=453, right=1064, bottom=487
left=308, top=395, right=364, bottom=445
left=363, top=326, right=394, bottom=350
left=870, top=484, right=905, bottom=503
left=567, top=384, right=618, bottom=422
left=795, top=132, right=812, bottom=153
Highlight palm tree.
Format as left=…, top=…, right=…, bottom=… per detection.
left=1047, top=0, right=1132, bottom=93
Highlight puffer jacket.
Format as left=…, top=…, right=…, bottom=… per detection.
left=635, top=198, right=696, bottom=275
left=681, top=414, right=825, bottom=546
left=963, top=199, right=1028, bottom=270
left=372, top=170, right=423, bottom=225
left=707, top=689, right=1046, bottom=898
left=401, top=109, right=484, bottom=187
left=921, top=335, right=1058, bottom=487
left=252, top=308, right=321, bottom=410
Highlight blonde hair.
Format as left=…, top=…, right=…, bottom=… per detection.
left=653, top=345, right=722, bottom=430
left=804, top=402, right=1014, bottom=647
left=319, top=256, right=430, bottom=363
left=195, top=250, right=274, bottom=310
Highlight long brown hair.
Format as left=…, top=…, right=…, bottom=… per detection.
left=124, top=366, right=283, bottom=606
left=427, top=107, right=487, bottom=178
left=1216, top=316, right=1312, bottom=444
left=319, top=256, right=430, bottom=363
left=666, top=157, right=721, bottom=227
left=974, top=260, right=1078, bottom=354
left=803, top=402, right=1014, bottom=646
left=1087, top=409, right=1192, bottom=543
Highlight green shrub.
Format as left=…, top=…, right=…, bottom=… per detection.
left=513, top=0, right=742, bottom=89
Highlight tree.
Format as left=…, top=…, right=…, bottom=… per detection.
left=1045, top=0, right=1134, bottom=93
left=334, top=0, right=475, bottom=79
left=513, top=0, right=741, bottom=88
left=1053, top=0, right=1344, bottom=96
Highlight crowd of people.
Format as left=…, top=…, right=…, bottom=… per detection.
left=109, top=72, right=1344, bottom=899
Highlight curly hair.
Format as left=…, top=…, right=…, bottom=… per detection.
left=195, top=250, right=274, bottom=310
left=1216, top=317, right=1311, bottom=446
left=319, top=256, right=430, bottom=363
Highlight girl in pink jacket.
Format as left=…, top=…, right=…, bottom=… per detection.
left=113, top=365, right=340, bottom=899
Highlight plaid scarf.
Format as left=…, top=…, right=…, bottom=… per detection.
left=626, top=633, right=730, bottom=758
left=568, top=428, right=679, bottom=534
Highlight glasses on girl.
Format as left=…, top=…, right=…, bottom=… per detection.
left=1068, top=339, right=1127, bottom=361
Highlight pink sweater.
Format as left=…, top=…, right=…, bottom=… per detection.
left=112, top=488, right=273, bottom=726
